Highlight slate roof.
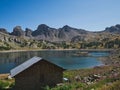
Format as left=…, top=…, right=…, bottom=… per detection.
left=10, top=56, right=64, bottom=77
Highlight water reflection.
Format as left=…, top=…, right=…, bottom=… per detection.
left=0, top=50, right=109, bottom=73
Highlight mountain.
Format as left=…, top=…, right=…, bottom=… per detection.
left=103, top=24, right=120, bottom=34
left=11, top=26, right=25, bottom=36
left=0, top=24, right=120, bottom=50
left=1, top=24, right=120, bottom=42
left=25, top=28, right=33, bottom=37
left=58, top=25, right=90, bottom=42
left=32, top=24, right=57, bottom=41
left=0, top=28, right=9, bottom=34
left=32, top=24, right=89, bottom=42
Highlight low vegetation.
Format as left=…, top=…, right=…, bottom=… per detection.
left=0, top=32, right=120, bottom=50
left=0, top=74, right=14, bottom=90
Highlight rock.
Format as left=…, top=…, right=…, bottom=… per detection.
left=58, top=25, right=87, bottom=40
left=57, top=83, right=64, bottom=86
left=32, top=24, right=50, bottom=36
left=83, top=77, right=89, bottom=83
left=83, top=74, right=102, bottom=85
left=104, top=24, right=120, bottom=33
left=75, top=75, right=81, bottom=81
left=11, top=26, right=25, bottom=36
left=71, top=36, right=85, bottom=43
left=115, top=24, right=120, bottom=29
left=86, top=82, right=93, bottom=85
left=32, top=24, right=89, bottom=41
left=0, top=28, right=9, bottom=34
left=32, top=24, right=57, bottom=41
left=25, top=28, right=33, bottom=37
left=93, top=74, right=101, bottom=79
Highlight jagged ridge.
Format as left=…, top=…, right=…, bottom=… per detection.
left=0, top=24, right=120, bottom=50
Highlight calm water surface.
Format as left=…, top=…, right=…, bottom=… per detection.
left=0, top=50, right=109, bottom=73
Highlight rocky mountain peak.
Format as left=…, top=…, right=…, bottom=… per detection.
left=62, top=25, right=71, bottom=29
left=11, top=26, right=25, bottom=36
left=0, top=28, right=9, bottom=34
left=14, top=26, right=21, bottom=30
left=105, top=24, right=120, bottom=33
left=37, top=24, right=49, bottom=30
left=25, top=28, right=33, bottom=37
left=115, top=24, right=120, bottom=29
left=32, top=24, right=53, bottom=36
left=61, top=25, right=74, bottom=32
left=0, top=24, right=120, bottom=43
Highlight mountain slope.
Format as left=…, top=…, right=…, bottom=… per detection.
left=32, top=24, right=90, bottom=42
left=103, top=24, right=120, bottom=34
left=0, top=24, right=120, bottom=50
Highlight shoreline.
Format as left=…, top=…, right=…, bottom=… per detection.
left=0, top=48, right=114, bottom=53
left=0, top=48, right=113, bottom=75
left=0, top=73, right=9, bottom=79
left=0, top=49, right=114, bottom=75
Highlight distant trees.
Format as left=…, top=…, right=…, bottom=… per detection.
left=70, top=38, right=120, bottom=49
left=72, top=41, right=103, bottom=49
left=104, top=38, right=120, bottom=48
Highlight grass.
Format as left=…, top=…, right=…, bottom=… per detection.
left=43, top=83, right=85, bottom=90
left=0, top=81, right=9, bottom=89
left=0, top=80, right=14, bottom=90
left=63, top=65, right=114, bottom=81
left=0, top=74, right=14, bottom=90
left=45, top=77, right=120, bottom=90
left=97, top=80, right=120, bottom=90
left=42, top=65, right=120, bottom=90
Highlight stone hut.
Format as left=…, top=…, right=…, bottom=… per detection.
left=10, top=56, right=65, bottom=90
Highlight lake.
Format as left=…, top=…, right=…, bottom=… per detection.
left=0, top=50, right=110, bottom=74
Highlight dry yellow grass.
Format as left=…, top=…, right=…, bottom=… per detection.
left=0, top=74, right=9, bottom=80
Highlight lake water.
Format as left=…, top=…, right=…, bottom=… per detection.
left=0, top=50, right=110, bottom=74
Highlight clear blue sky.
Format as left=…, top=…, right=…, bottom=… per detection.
left=0, top=0, right=120, bottom=32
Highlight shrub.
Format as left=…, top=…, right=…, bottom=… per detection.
left=0, top=81, right=9, bottom=89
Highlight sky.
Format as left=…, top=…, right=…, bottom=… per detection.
left=0, top=0, right=120, bottom=32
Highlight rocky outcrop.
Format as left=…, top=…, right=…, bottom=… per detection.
left=25, top=28, right=33, bottom=37
left=0, top=24, right=120, bottom=43
left=104, top=24, right=120, bottom=33
left=32, top=24, right=57, bottom=41
left=32, top=24, right=88, bottom=41
left=58, top=25, right=88, bottom=40
left=11, top=26, right=25, bottom=36
left=71, top=36, right=85, bottom=43
left=0, top=28, right=9, bottom=34
left=0, top=24, right=120, bottom=50
left=32, top=24, right=54, bottom=36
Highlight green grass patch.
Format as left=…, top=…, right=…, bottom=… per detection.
left=0, top=80, right=10, bottom=89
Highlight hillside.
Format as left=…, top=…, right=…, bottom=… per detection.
left=0, top=24, right=120, bottom=50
